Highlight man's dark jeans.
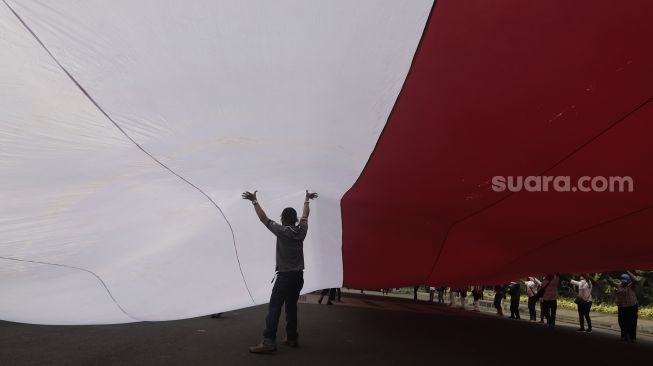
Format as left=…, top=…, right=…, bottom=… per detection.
left=263, top=271, right=304, bottom=343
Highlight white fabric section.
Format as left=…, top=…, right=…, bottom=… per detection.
left=0, top=4, right=253, bottom=324
left=0, top=0, right=432, bottom=324
left=0, top=259, right=134, bottom=324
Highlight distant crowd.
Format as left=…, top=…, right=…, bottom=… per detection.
left=331, top=271, right=642, bottom=343
left=430, top=271, right=640, bottom=342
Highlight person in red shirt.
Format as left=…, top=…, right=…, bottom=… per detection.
left=540, top=274, right=560, bottom=328
left=607, top=271, right=640, bottom=342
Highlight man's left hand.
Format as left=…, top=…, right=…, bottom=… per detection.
left=242, top=190, right=258, bottom=201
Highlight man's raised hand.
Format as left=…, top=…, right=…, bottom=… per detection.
left=242, top=190, right=258, bottom=202
left=305, top=190, right=318, bottom=201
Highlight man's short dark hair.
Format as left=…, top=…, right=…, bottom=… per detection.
left=281, top=207, right=298, bottom=226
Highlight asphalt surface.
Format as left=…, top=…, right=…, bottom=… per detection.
left=1, top=294, right=652, bottom=366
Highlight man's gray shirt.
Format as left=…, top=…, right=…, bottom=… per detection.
left=266, top=218, right=308, bottom=272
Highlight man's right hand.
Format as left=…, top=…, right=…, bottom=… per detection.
left=305, top=190, right=318, bottom=201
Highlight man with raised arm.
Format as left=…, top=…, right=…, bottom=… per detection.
left=607, top=271, right=640, bottom=342
left=243, top=190, right=318, bottom=354
left=523, top=276, right=541, bottom=321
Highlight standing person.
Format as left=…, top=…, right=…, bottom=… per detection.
left=607, top=271, right=640, bottom=342
left=449, top=287, right=457, bottom=307
left=508, top=282, right=521, bottom=319
left=471, top=285, right=483, bottom=312
left=429, top=287, right=436, bottom=302
left=459, top=287, right=468, bottom=309
left=437, top=287, right=446, bottom=303
left=413, top=285, right=420, bottom=302
left=570, top=276, right=593, bottom=333
left=540, top=274, right=560, bottom=329
left=243, top=190, right=318, bottom=354
left=523, top=277, right=541, bottom=321
left=539, top=276, right=546, bottom=324
left=493, top=285, right=506, bottom=316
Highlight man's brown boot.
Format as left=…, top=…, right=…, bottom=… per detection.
left=249, top=341, right=277, bottom=354
left=281, top=338, right=299, bottom=348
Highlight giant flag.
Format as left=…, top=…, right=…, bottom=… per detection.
left=1, top=0, right=652, bottom=325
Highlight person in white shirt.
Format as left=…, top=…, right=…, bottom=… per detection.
left=449, top=287, right=456, bottom=307
left=570, top=276, right=593, bottom=333
left=523, top=277, right=541, bottom=321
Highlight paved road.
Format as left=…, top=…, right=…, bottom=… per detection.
left=1, top=294, right=652, bottom=366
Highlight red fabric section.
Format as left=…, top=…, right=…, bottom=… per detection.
left=342, top=0, right=653, bottom=288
